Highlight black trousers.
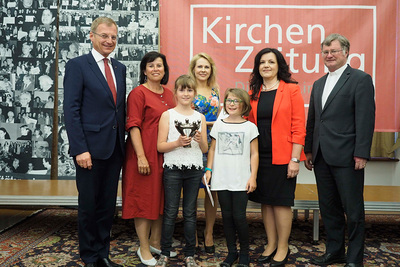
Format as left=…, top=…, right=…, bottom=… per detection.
left=217, top=190, right=250, bottom=255
left=74, top=141, right=123, bottom=264
left=314, top=150, right=365, bottom=263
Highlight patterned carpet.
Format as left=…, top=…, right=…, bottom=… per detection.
left=0, top=208, right=399, bottom=266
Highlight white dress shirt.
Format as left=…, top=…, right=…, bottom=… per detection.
left=321, top=64, right=348, bottom=108
left=91, top=48, right=117, bottom=91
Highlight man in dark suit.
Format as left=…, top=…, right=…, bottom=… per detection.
left=43, top=124, right=52, bottom=147
left=304, top=33, right=375, bottom=267
left=63, top=17, right=126, bottom=267
left=21, top=74, right=35, bottom=91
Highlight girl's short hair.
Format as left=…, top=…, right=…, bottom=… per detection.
left=223, top=88, right=251, bottom=116
left=174, top=74, right=197, bottom=95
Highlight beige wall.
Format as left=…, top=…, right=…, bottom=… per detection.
left=297, top=148, right=400, bottom=186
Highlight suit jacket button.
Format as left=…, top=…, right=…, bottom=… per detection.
left=113, top=125, right=116, bottom=129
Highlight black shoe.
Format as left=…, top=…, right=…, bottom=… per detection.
left=203, top=231, right=215, bottom=254
left=85, top=263, right=97, bottom=267
left=310, top=253, right=346, bottom=265
left=257, top=248, right=277, bottom=263
left=97, top=258, right=123, bottom=267
left=219, top=252, right=238, bottom=267
left=270, top=248, right=290, bottom=267
left=195, top=245, right=202, bottom=254
left=236, top=253, right=250, bottom=267
left=344, top=263, right=363, bottom=267
left=205, top=244, right=215, bottom=254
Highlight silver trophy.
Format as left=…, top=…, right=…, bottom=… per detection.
left=174, top=118, right=201, bottom=148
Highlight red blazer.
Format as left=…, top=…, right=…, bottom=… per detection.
left=248, top=81, right=306, bottom=164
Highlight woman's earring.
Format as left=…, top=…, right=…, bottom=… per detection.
left=144, top=75, right=147, bottom=82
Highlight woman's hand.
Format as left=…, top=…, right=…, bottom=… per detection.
left=246, top=177, right=257, bottom=193
left=137, top=155, right=150, bottom=175
left=287, top=161, right=299, bottom=178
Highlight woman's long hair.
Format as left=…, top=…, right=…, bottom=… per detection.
left=249, top=48, right=297, bottom=100
left=188, top=52, right=219, bottom=94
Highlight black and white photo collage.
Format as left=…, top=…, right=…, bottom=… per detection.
left=0, top=0, right=160, bottom=179
left=57, top=0, right=160, bottom=178
left=0, top=0, right=57, bottom=178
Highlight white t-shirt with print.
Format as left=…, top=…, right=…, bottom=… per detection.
left=209, top=119, right=259, bottom=191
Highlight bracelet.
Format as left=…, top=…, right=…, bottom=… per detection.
left=205, top=167, right=212, bottom=172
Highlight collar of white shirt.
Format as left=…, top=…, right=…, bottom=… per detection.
left=91, top=48, right=112, bottom=63
left=328, top=63, right=348, bottom=78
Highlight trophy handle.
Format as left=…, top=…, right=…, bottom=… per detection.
left=188, top=120, right=201, bottom=137
left=174, top=120, right=186, bottom=136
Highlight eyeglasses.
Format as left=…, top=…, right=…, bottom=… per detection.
left=225, top=99, right=242, bottom=105
left=321, top=49, right=343, bottom=56
left=92, top=31, right=118, bottom=41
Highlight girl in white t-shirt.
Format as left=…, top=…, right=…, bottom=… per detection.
left=156, top=75, right=208, bottom=267
left=205, top=88, right=259, bottom=267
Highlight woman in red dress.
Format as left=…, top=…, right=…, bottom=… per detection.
left=122, top=51, right=175, bottom=265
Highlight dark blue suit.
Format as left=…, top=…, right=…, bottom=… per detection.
left=63, top=52, right=126, bottom=263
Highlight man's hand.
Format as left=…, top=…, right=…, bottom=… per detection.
left=76, top=152, right=92, bottom=170
left=304, top=153, right=313, bottom=171
left=354, top=156, right=367, bottom=170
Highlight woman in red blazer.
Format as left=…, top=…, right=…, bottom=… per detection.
left=247, top=48, right=306, bottom=267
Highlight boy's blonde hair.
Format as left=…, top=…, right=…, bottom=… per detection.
left=223, top=88, right=251, bottom=116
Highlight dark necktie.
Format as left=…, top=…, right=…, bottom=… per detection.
left=103, top=58, right=117, bottom=104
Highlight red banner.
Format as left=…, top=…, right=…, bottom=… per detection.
left=160, top=0, right=400, bottom=131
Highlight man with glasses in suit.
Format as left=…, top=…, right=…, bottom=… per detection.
left=64, top=16, right=126, bottom=267
left=305, top=33, right=375, bottom=267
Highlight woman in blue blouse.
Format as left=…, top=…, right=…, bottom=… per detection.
left=189, top=52, right=220, bottom=253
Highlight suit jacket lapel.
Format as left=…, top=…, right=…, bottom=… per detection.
left=323, top=65, right=351, bottom=112
left=315, top=75, right=327, bottom=113
left=87, top=53, right=117, bottom=105
left=272, top=81, right=283, bottom=124
left=251, top=88, right=261, bottom=124
left=111, top=58, right=123, bottom=104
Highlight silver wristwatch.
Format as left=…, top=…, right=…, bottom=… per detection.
left=291, top=157, right=300, bottom=163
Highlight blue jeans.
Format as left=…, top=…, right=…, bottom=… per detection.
left=161, top=166, right=202, bottom=257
